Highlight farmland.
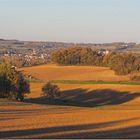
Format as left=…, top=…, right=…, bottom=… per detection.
left=20, top=64, right=129, bottom=81
left=1, top=64, right=140, bottom=138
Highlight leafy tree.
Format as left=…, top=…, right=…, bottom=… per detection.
left=0, top=63, right=30, bottom=101
left=51, top=47, right=104, bottom=66
left=0, top=74, right=11, bottom=98
left=42, top=82, right=60, bottom=98
left=51, top=47, right=140, bottom=75
left=13, top=72, right=30, bottom=101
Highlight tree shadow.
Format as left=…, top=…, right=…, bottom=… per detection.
left=46, top=124, right=140, bottom=139
left=25, top=89, right=140, bottom=107
left=1, top=117, right=140, bottom=139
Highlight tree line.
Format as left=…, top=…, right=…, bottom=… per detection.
left=51, top=47, right=140, bottom=75
left=51, top=47, right=103, bottom=66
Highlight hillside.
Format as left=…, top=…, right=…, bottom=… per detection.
left=20, top=64, right=129, bottom=82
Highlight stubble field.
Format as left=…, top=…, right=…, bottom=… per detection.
left=1, top=64, right=140, bottom=139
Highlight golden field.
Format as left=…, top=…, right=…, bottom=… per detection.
left=1, top=64, right=140, bottom=139
left=20, top=64, right=129, bottom=81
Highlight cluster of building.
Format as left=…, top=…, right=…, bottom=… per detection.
left=0, top=46, right=58, bottom=64
left=0, top=39, right=139, bottom=67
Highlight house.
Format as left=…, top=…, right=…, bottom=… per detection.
left=97, top=49, right=110, bottom=55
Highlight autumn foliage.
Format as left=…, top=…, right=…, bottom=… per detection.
left=51, top=47, right=140, bottom=75
left=51, top=47, right=103, bottom=66
left=0, top=63, right=30, bottom=101
left=42, top=82, right=60, bottom=98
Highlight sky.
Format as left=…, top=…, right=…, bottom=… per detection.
left=0, top=0, right=140, bottom=43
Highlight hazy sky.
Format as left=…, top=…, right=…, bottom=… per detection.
left=0, top=0, right=140, bottom=43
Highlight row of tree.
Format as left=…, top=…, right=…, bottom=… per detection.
left=51, top=47, right=140, bottom=75
left=51, top=47, right=103, bottom=66
left=0, top=63, right=30, bottom=100
left=103, top=52, right=140, bottom=75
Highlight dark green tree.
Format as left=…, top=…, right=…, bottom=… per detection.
left=42, top=82, right=60, bottom=99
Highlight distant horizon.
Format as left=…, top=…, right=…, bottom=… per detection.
left=0, top=0, right=140, bottom=43
left=0, top=37, right=139, bottom=44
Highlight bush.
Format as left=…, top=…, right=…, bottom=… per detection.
left=42, top=82, right=60, bottom=98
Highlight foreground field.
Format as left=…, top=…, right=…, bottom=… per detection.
left=1, top=84, right=140, bottom=139
left=29, top=83, right=140, bottom=108
left=1, top=64, right=140, bottom=138
left=1, top=86, right=140, bottom=139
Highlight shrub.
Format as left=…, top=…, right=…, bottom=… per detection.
left=42, top=82, right=60, bottom=98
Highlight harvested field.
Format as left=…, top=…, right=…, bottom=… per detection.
left=1, top=65, right=140, bottom=139
left=20, top=64, right=129, bottom=81
left=1, top=96, right=140, bottom=139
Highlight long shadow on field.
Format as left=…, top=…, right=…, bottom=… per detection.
left=1, top=117, right=140, bottom=139
left=25, top=89, right=140, bottom=107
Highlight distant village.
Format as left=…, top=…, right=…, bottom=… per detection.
left=0, top=39, right=140, bottom=67
left=1, top=47, right=56, bottom=64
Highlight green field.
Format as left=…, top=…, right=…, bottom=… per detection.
left=51, top=80, right=140, bottom=85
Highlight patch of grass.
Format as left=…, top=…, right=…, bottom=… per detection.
left=51, top=80, right=140, bottom=85
left=26, top=78, right=44, bottom=83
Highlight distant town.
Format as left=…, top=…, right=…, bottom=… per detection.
left=0, top=39, right=140, bottom=67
